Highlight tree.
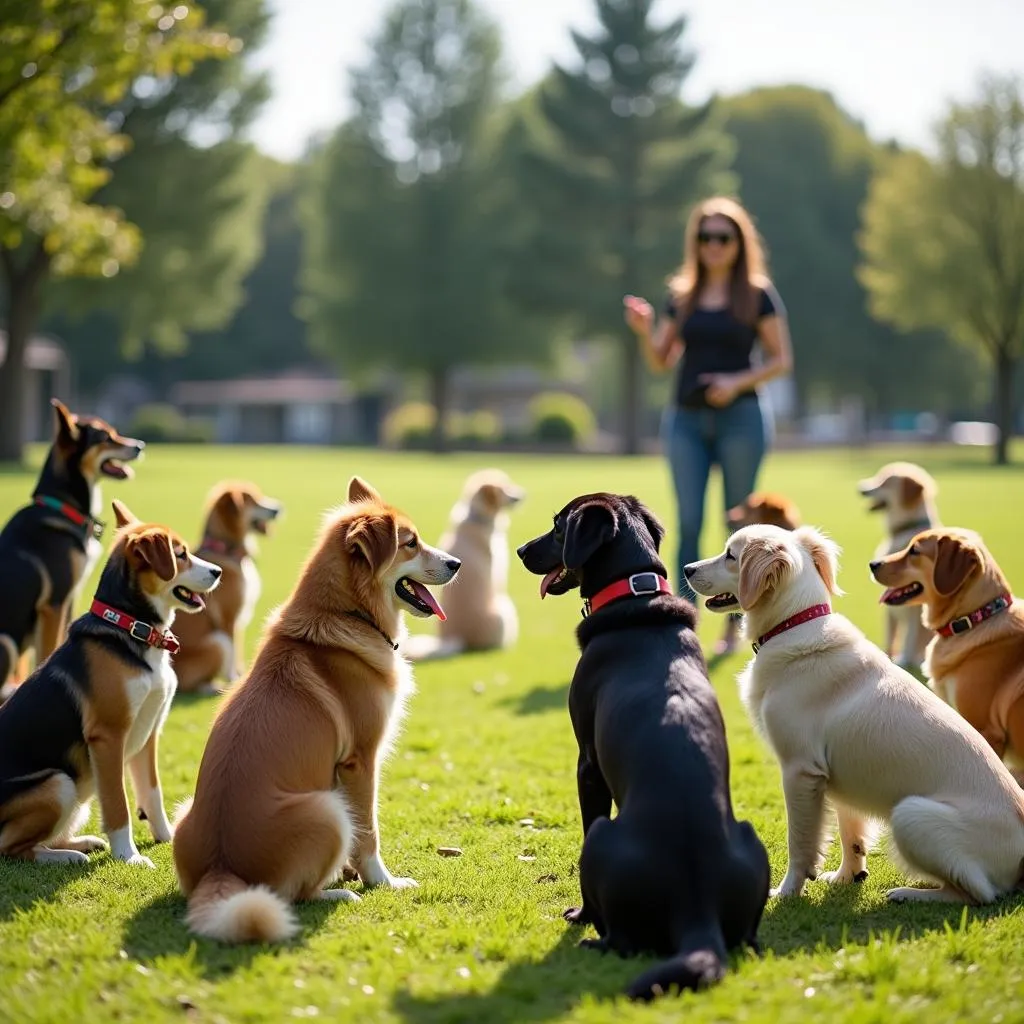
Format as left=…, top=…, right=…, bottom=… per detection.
left=511, top=0, right=733, bottom=454
left=720, top=86, right=981, bottom=420
left=0, top=0, right=243, bottom=462
left=301, top=0, right=546, bottom=451
left=860, top=75, right=1024, bottom=464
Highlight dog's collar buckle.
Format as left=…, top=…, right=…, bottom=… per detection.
left=583, top=572, right=672, bottom=616
left=90, top=599, right=180, bottom=654
left=937, top=592, right=1012, bottom=638
left=34, top=495, right=103, bottom=540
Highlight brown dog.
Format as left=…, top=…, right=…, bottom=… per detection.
left=172, top=477, right=460, bottom=943
left=0, top=501, right=220, bottom=866
left=172, top=481, right=282, bottom=694
left=714, top=493, right=802, bottom=655
left=871, top=528, right=1024, bottom=781
left=859, top=462, right=940, bottom=671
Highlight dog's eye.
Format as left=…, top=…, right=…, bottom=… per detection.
left=908, top=544, right=918, bottom=556
left=405, top=537, right=417, bottom=549
left=175, top=548, right=186, bottom=560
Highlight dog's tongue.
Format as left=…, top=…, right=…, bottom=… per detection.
left=879, top=588, right=898, bottom=605
left=409, top=579, right=446, bottom=620
left=540, top=567, right=563, bottom=599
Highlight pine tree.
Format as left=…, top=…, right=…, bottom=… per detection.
left=514, top=0, right=732, bottom=453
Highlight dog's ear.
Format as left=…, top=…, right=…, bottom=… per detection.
left=737, top=536, right=796, bottom=609
left=129, top=529, right=177, bottom=582
left=348, top=476, right=382, bottom=505
left=899, top=476, right=924, bottom=506
left=347, top=513, right=398, bottom=574
left=562, top=502, right=618, bottom=570
left=794, top=526, right=843, bottom=596
left=215, top=488, right=246, bottom=525
left=933, top=534, right=980, bottom=596
left=111, top=499, right=138, bottom=529
left=51, top=398, right=79, bottom=445
left=637, top=503, right=665, bottom=551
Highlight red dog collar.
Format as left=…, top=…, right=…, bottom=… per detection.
left=199, top=535, right=248, bottom=562
left=34, top=495, right=104, bottom=539
left=90, top=599, right=180, bottom=654
left=585, top=572, right=672, bottom=615
left=753, top=603, right=831, bottom=653
left=937, top=592, right=1012, bottom=638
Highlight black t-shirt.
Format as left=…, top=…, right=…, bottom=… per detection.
left=665, top=286, right=779, bottom=409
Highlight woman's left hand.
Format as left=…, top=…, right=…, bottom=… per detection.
left=699, top=373, right=745, bottom=407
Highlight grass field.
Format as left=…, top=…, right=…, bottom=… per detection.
left=1, top=442, right=1023, bottom=1024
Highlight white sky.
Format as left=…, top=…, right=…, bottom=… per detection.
left=248, top=0, right=1024, bottom=160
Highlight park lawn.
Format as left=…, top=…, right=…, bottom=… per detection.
left=1, top=442, right=1023, bottom=1024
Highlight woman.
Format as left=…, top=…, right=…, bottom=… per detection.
left=625, top=196, right=793, bottom=655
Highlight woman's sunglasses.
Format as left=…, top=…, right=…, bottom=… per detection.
left=697, top=230, right=737, bottom=246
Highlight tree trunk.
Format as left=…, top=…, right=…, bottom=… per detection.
left=993, top=344, right=1016, bottom=466
left=0, top=246, right=49, bottom=465
left=429, top=366, right=450, bottom=454
left=621, top=335, right=641, bottom=456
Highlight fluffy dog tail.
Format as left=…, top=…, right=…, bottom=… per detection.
left=185, top=869, right=297, bottom=944
left=626, top=946, right=726, bottom=1002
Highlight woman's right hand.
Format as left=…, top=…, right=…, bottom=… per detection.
left=623, top=294, right=654, bottom=337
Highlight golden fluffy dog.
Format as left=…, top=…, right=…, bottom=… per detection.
left=172, top=481, right=282, bottom=694
left=858, top=462, right=940, bottom=670
left=406, top=468, right=524, bottom=661
left=172, top=477, right=460, bottom=943
left=871, top=528, right=1024, bottom=781
left=684, top=524, right=1024, bottom=904
left=0, top=501, right=220, bottom=867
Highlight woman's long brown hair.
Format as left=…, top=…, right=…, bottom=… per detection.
left=668, top=196, right=769, bottom=325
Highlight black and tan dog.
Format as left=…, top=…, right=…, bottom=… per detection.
left=0, top=501, right=221, bottom=867
left=516, top=493, right=769, bottom=1001
left=0, top=399, right=144, bottom=699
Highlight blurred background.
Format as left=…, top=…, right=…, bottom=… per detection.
left=1, top=0, right=1022, bottom=464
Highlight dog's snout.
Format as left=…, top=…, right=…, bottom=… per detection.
left=209, top=565, right=223, bottom=581
left=869, top=559, right=883, bottom=572
left=516, top=543, right=528, bottom=560
left=134, top=440, right=146, bottom=453
left=683, top=564, right=697, bottom=579
left=445, top=557, right=461, bottom=573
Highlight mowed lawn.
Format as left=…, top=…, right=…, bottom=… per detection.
left=1, top=442, right=1023, bottom=1024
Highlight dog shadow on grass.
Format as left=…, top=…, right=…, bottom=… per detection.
left=0, top=859, right=100, bottom=923
left=498, top=683, right=569, bottom=717
left=121, top=889, right=347, bottom=979
left=392, top=927, right=642, bottom=1024
left=761, top=882, right=1022, bottom=956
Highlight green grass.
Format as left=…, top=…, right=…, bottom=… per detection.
left=2, top=442, right=1023, bottom=1024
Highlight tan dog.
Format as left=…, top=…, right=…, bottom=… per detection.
left=858, top=462, right=940, bottom=670
left=871, top=528, right=1024, bottom=781
left=684, top=524, right=1024, bottom=904
left=0, top=501, right=220, bottom=867
left=172, top=477, right=460, bottom=943
left=714, top=493, right=803, bottom=655
left=172, top=481, right=283, bottom=694
left=406, top=469, right=525, bottom=662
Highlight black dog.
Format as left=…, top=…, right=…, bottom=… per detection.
left=0, top=399, right=144, bottom=699
left=516, top=493, right=769, bottom=1001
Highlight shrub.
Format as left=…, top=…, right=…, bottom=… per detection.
left=129, top=404, right=213, bottom=444
left=382, top=401, right=437, bottom=449
left=449, top=410, right=501, bottom=447
left=527, top=392, right=596, bottom=446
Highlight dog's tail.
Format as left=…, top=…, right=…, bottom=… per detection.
left=626, top=945, right=726, bottom=1002
left=185, top=869, right=297, bottom=944
left=403, top=634, right=465, bottom=663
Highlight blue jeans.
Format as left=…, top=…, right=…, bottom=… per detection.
left=662, top=396, right=771, bottom=601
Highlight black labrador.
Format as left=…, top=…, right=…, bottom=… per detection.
left=516, top=492, right=769, bottom=1001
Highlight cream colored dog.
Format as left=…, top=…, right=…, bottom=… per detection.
left=683, top=524, right=1024, bottom=904
left=858, top=462, right=940, bottom=671
left=405, top=469, right=524, bottom=662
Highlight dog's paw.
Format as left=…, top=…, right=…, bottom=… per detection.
left=121, top=852, right=156, bottom=869
left=318, top=888, right=361, bottom=902
left=819, top=867, right=868, bottom=885
left=35, top=848, right=89, bottom=865
left=563, top=906, right=590, bottom=925
left=70, top=834, right=108, bottom=853
left=148, top=825, right=173, bottom=844
left=384, top=876, right=418, bottom=890
left=578, top=937, right=609, bottom=954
